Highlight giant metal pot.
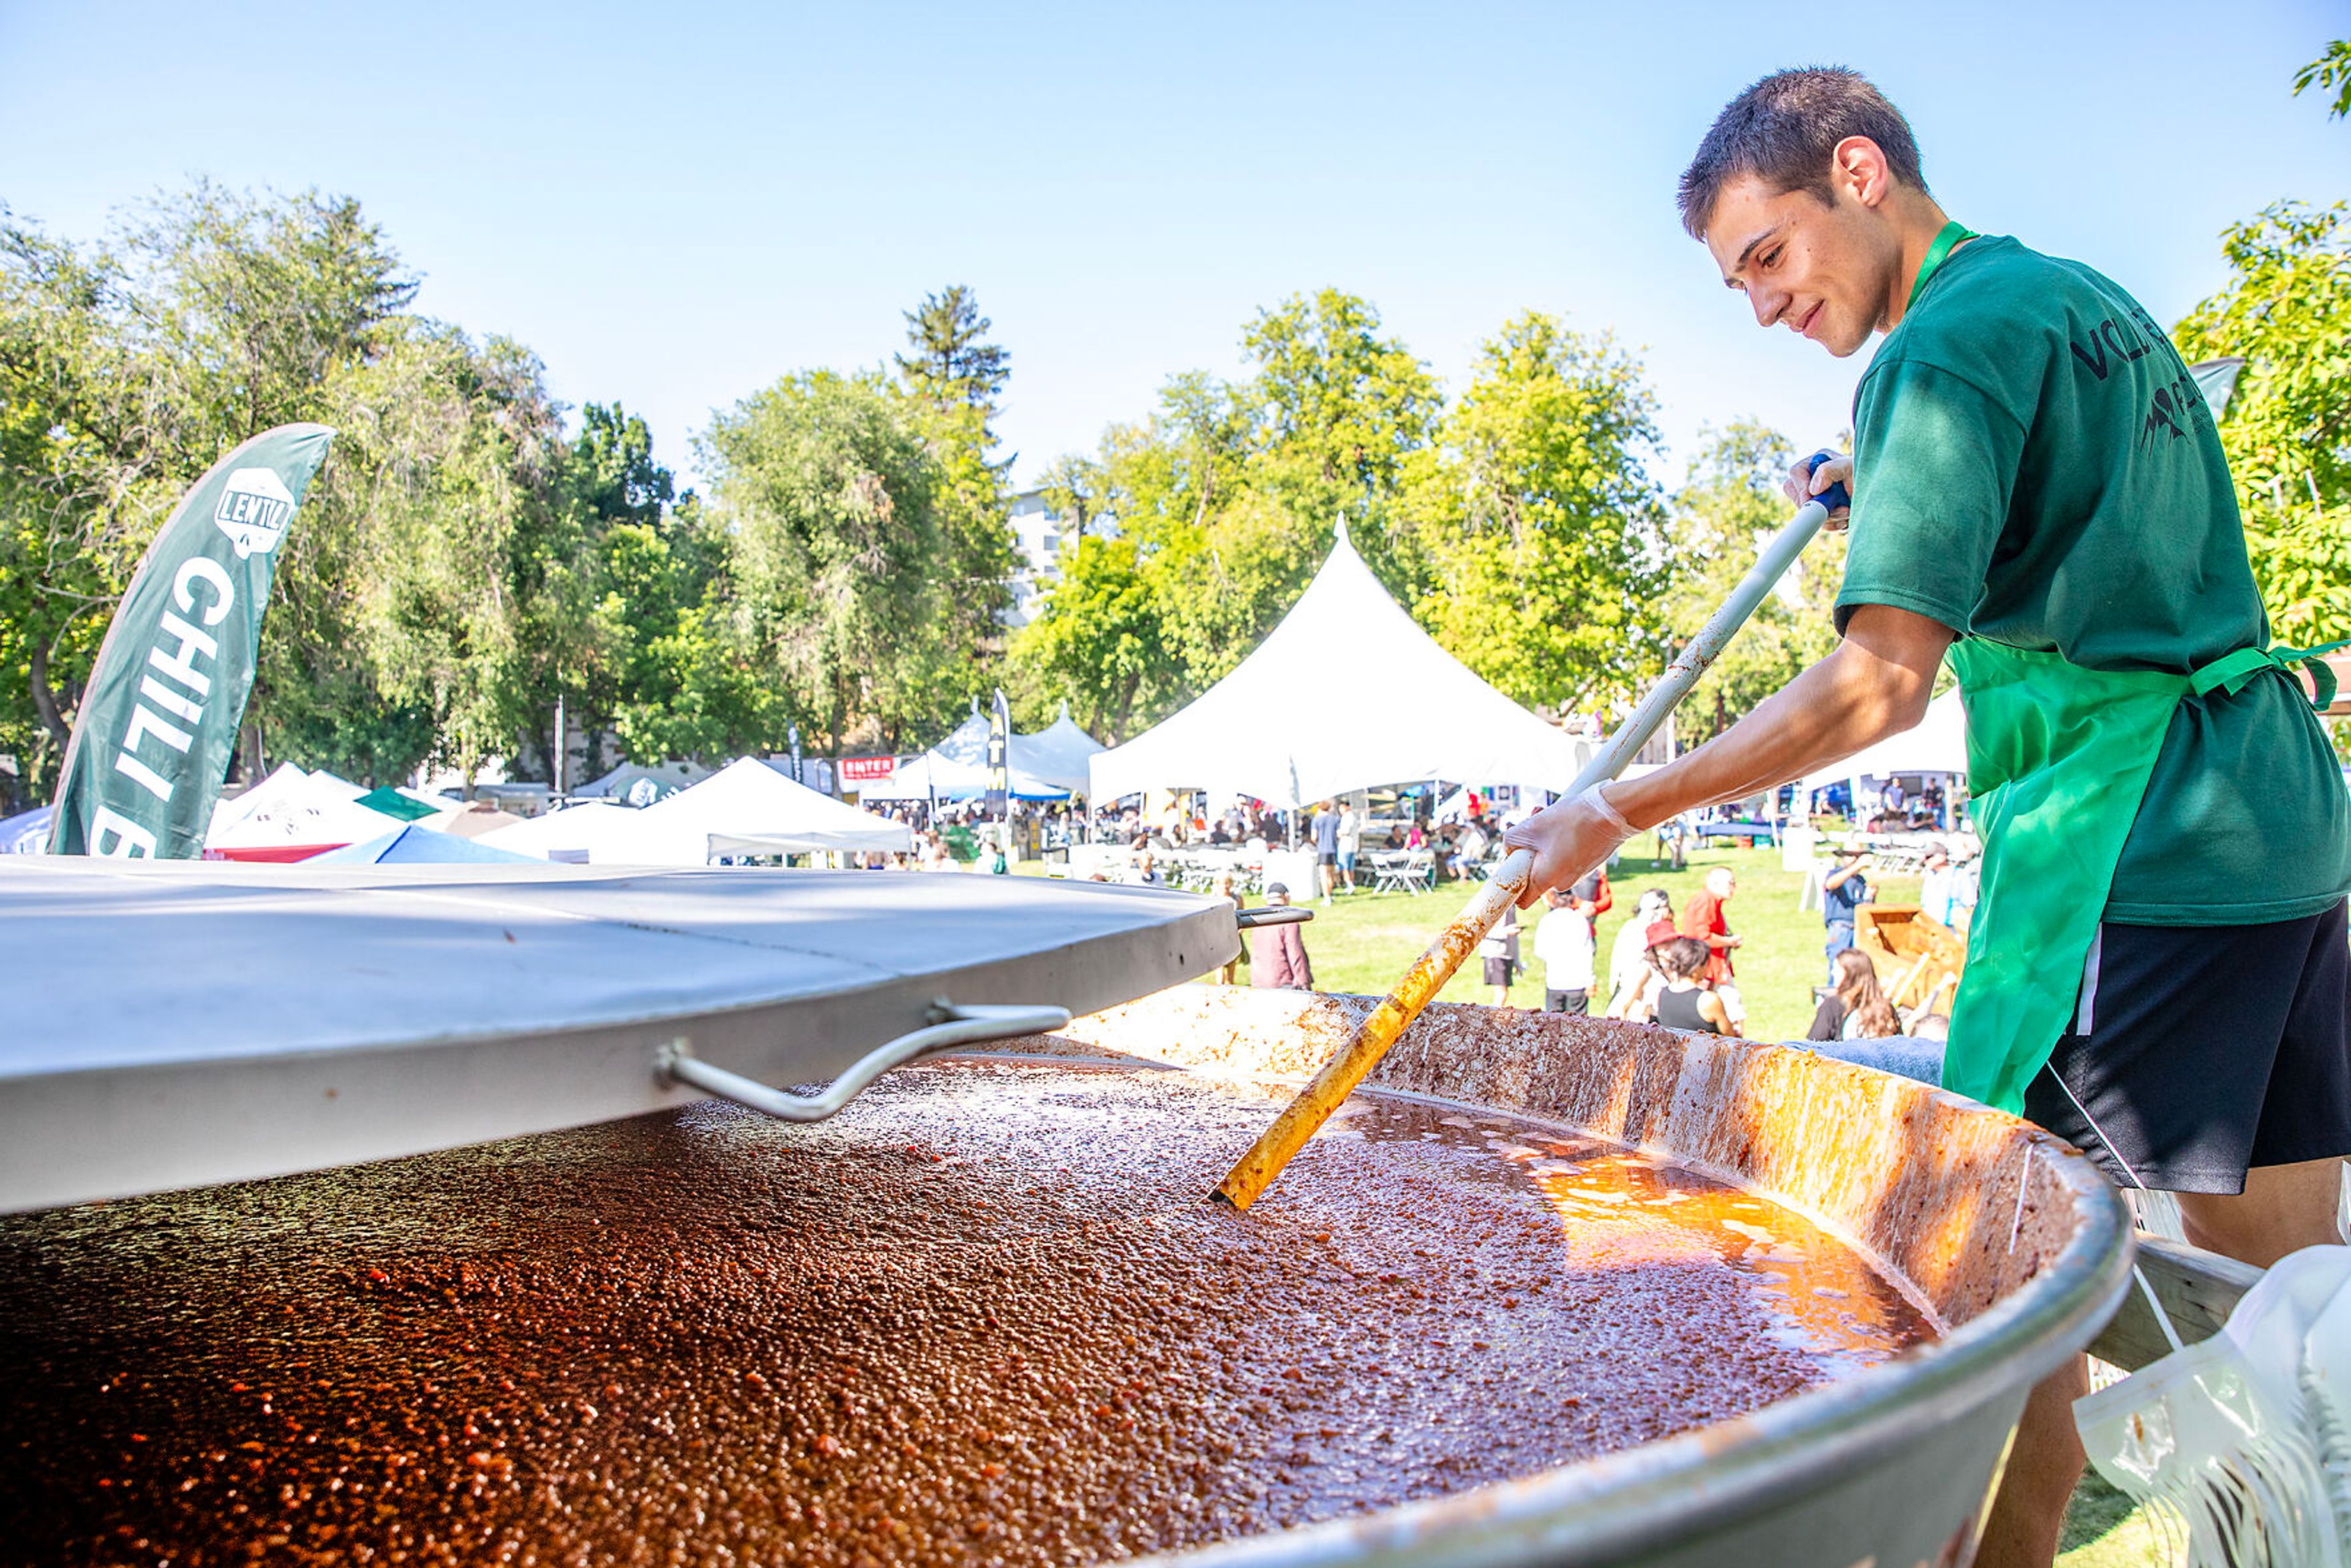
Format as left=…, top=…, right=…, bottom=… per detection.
left=991, top=985, right=2131, bottom=1568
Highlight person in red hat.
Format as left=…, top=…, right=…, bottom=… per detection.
left=1606, top=917, right=1690, bottom=1024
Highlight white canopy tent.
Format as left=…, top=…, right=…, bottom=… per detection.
left=858, top=751, right=986, bottom=802
left=1796, top=688, right=1969, bottom=800
left=476, top=801, right=643, bottom=862
left=859, top=707, right=1071, bottom=802
left=569, top=759, right=709, bottom=805
left=1089, top=523, right=1584, bottom=808
left=1012, top=702, right=1104, bottom=796
left=604, top=758, right=912, bottom=861
left=206, top=764, right=403, bottom=854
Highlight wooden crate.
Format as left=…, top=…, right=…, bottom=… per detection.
left=1854, top=903, right=1967, bottom=1017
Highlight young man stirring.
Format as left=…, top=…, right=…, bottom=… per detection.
left=1503, top=67, right=2351, bottom=1568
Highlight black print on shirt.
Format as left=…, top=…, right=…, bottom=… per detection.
left=2137, top=369, right=2216, bottom=452
left=2068, top=310, right=2159, bottom=380
left=2069, top=302, right=2214, bottom=452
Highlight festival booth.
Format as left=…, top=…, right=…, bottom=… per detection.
left=0, top=806, right=52, bottom=855
left=1012, top=702, right=1106, bottom=797
left=859, top=707, right=1072, bottom=803
left=568, top=759, right=709, bottom=806
left=309, top=823, right=539, bottom=866
left=1783, top=688, right=1974, bottom=887
left=204, top=764, right=411, bottom=862
left=1794, top=688, right=1969, bottom=830
left=476, top=801, right=643, bottom=863
left=601, top=757, right=912, bottom=863
left=1089, top=522, right=1584, bottom=809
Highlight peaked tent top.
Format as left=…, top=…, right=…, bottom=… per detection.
left=476, top=801, right=642, bottom=860
left=1011, top=706, right=1104, bottom=796
left=0, top=806, right=53, bottom=855
left=931, top=710, right=991, bottom=768
left=610, top=758, right=912, bottom=861
left=310, top=824, right=540, bottom=866
left=857, top=704, right=1073, bottom=801
left=208, top=766, right=408, bottom=853
left=569, top=759, right=710, bottom=802
left=1089, top=527, right=1583, bottom=808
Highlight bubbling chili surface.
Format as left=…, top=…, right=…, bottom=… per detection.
left=0, top=1059, right=1935, bottom=1567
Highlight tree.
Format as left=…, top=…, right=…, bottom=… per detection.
left=1010, top=535, right=1179, bottom=743
left=319, top=323, right=576, bottom=789
left=0, top=214, right=119, bottom=801
left=2174, top=201, right=2350, bottom=654
left=1657, top=422, right=1848, bottom=738
left=1010, top=290, right=1444, bottom=735
left=1409, top=312, right=1670, bottom=713
left=700, top=370, right=982, bottom=752
left=1035, top=452, right=1108, bottom=549
left=0, top=186, right=424, bottom=794
left=893, top=287, right=1017, bottom=726
left=2295, top=39, right=2351, bottom=119
left=557, top=402, right=686, bottom=778
left=896, top=285, right=1010, bottom=421
left=1239, top=288, right=1442, bottom=604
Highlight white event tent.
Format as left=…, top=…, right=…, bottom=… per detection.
left=476, top=801, right=643, bottom=862
left=483, top=762, right=910, bottom=863
left=569, top=759, right=709, bottom=804
left=207, top=764, right=403, bottom=855
left=607, top=758, right=912, bottom=861
left=860, top=707, right=1072, bottom=802
left=1795, top=689, right=1969, bottom=800
left=1016, top=702, right=1106, bottom=796
left=1089, top=522, right=1584, bottom=808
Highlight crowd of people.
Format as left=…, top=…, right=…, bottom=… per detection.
left=1215, top=836, right=1965, bottom=1056
left=872, top=786, right=1977, bottom=1052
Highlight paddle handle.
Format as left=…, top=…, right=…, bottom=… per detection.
left=1212, top=465, right=1841, bottom=1212
left=1214, top=849, right=1532, bottom=1209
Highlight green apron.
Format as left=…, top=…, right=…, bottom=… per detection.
left=1941, top=638, right=2345, bottom=1113
left=1883, top=222, right=2349, bottom=1113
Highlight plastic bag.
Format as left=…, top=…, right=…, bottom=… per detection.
left=2077, top=1333, right=2339, bottom=1567
left=2077, top=1245, right=2351, bottom=1566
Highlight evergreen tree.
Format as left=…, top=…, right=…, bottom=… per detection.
left=896, top=284, right=1010, bottom=425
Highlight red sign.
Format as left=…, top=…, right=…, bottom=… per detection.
left=838, top=755, right=899, bottom=783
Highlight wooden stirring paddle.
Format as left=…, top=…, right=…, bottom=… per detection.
left=1213, top=458, right=1851, bottom=1210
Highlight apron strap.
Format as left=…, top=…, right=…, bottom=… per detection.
left=2189, top=639, right=2351, bottom=710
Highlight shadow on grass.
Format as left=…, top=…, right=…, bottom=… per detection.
left=2058, top=1469, right=2172, bottom=1566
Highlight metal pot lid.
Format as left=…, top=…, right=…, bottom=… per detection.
left=0, top=860, right=1237, bottom=1214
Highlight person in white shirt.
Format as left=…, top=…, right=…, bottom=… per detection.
left=1337, top=805, right=1364, bottom=893
left=1535, top=874, right=1603, bottom=1013
left=1449, top=818, right=1491, bottom=880
left=1607, top=888, right=1675, bottom=1003
left=1918, top=840, right=1956, bottom=925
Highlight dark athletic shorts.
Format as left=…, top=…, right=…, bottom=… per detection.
left=1317, top=852, right=1338, bottom=866
left=1482, top=957, right=1514, bottom=988
left=1545, top=988, right=1589, bottom=1015
left=2024, top=901, right=2351, bottom=1195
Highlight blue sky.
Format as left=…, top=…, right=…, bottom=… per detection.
left=3, top=2, right=2343, bottom=493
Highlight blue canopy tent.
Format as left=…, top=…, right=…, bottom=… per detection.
left=309, top=824, right=539, bottom=866
left=0, top=806, right=53, bottom=855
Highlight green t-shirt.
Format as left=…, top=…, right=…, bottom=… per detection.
left=1837, top=234, right=2350, bottom=926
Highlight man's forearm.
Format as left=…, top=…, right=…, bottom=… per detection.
left=1606, top=605, right=1952, bottom=833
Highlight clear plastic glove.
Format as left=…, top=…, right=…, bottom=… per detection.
left=1783, top=451, right=1853, bottom=531
left=1501, top=785, right=1635, bottom=910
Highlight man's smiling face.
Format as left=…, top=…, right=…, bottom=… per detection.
left=1702, top=160, right=1903, bottom=358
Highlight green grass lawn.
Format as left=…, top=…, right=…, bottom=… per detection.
left=2058, top=1470, right=2173, bottom=1566
left=1284, top=836, right=1921, bottom=1042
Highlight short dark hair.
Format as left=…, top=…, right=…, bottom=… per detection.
left=1657, top=936, right=1710, bottom=980
left=1678, top=67, right=1926, bottom=239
